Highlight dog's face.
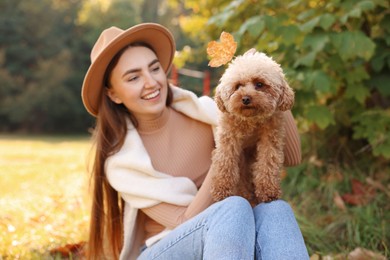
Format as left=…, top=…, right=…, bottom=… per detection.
left=215, top=49, right=294, bottom=119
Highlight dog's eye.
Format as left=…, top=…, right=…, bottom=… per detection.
left=235, top=84, right=242, bottom=90
left=255, top=82, right=264, bottom=90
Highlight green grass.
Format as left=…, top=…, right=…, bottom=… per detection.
left=0, top=135, right=388, bottom=259
left=0, top=135, right=91, bottom=259
left=283, top=162, right=389, bottom=259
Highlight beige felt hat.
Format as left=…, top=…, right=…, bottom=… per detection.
left=81, top=23, right=176, bottom=117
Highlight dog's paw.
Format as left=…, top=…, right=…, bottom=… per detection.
left=211, top=190, right=233, bottom=202
left=210, top=163, right=240, bottom=201
left=255, top=187, right=282, bottom=203
left=211, top=181, right=236, bottom=202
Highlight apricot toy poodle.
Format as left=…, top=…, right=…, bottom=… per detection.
left=210, top=48, right=294, bottom=204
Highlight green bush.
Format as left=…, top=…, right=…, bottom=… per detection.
left=205, top=0, right=390, bottom=164
left=177, top=0, right=390, bottom=257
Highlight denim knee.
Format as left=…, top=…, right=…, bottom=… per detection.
left=220, top=196, right=253, bottom=213
left=253, top=200, right=298, bottom=227
left=252, top=200, right=309, bottom=260
left=204, top=196, right=256, bottom=259
left=253, top=200, right=294, bottom=218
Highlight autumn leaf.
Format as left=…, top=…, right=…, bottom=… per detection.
left=207, top=32, right=237, bottom=67
left=348, top=247, right=386, bottom=260
left=341, top=179, right=376, bottom=206
left=50, top=241, right=86, bottom=258
left=333, top=191, right=347, bottom=211
left=311, top=247, right=387, bottom=260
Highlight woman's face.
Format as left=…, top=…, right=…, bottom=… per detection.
left=107, top=46, right=169, bottom=121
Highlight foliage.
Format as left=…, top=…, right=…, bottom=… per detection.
left=0, top=0, right=154, bottom=133
left=0, top=0, right=93, bottom=133
left=173, top=0, right=390, bottom=257
left=0, top=0, right=200, bottom=133
left=177, top=0, right=390, bottom=163
left=78, top=0, right=142, bottom=45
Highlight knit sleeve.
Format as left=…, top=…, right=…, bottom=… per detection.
left=141, top=167, right=215, bottom=229
left=283, top=110, right=301, bottom=166
left=141, top=203, right=187, bottom=229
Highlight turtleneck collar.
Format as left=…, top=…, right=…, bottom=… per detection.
left=137, top=107, right=171, bottom=134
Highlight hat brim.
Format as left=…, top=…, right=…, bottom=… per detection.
left=81, top=23, right=175, bottom=117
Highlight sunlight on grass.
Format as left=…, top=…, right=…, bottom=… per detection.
left=1, top=135, right=388, bottom=259
left=0, top=135, right=92, bottom=259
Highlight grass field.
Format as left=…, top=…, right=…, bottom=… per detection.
left=282, top=159, right=389, bottom=259
left=0, top=135, right=388, bottom=259
left=0, top=135, right=91, bottom=259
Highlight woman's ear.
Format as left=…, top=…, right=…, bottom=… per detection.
left=106, top=88, right=122, bottom=104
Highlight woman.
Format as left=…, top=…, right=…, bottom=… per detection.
left=81, top=23, right=309, bottom=260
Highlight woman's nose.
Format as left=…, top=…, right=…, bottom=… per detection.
left=144, top=72, right=157, bottom=88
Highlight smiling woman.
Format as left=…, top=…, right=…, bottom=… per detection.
left=81, top=23, right=308, bottom=260
left=105, top=45, right=169, bottom=121
left=0, top=135, right=90, bottom=259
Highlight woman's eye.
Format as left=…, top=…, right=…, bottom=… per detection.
left=152, top=66, right=160, bottom=72
left=255, top=82, right=264, bottom=89
left=128, top=76, right=138, bottom=82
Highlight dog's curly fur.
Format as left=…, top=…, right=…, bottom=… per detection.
left=210, top=48, right=294, bottom=204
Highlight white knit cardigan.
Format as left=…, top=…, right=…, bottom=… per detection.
left=105, top=85, right=218, bottom=260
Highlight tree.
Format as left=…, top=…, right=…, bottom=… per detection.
left=0, top=0, right=93, bottom=132
left=175, top=0, right=390, bottom=163
left=0, top=0, right=149, bottom=133
left=0, top=0, right=191, bottom=133
left=173, top=1, right=389, bottom=256
left=78, top=0, right=142, bottom=44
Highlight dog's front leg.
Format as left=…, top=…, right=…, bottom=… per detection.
left=252, top=117, right=285, bottom=203
left=210, top=126, right=243, bottom=201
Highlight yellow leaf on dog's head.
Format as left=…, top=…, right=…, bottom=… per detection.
left=207, top=32, right=237, bottom=67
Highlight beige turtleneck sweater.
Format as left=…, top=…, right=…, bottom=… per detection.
left=137, top=107, right=301, bottom=243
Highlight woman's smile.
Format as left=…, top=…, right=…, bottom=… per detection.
left=142, top=89, right=160, bottom=100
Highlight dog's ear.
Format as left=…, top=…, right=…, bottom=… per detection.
left=214, top=88, right=227, bottom=113
left=278, top=79, right=294, bottom=111
left=244, top=48, right=257, bottom=55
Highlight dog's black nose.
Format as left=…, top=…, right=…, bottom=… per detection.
left=242, top=96, right=251, bottom=105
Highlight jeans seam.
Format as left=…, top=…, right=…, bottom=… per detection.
left=151, top=220, right=208, bottom=259
left=255, top=229, right=263, bottom=260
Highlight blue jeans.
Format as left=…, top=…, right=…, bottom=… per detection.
left=137, top=196, right=309, bottom=260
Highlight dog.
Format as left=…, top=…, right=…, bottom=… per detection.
left=210, top=48, right=294, bottom=204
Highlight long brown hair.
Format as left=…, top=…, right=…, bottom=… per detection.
left=87, top=43, right=173, bottom=259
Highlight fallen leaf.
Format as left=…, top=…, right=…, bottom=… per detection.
left=333, top=191, right=347, bottom=211
left=310, top=254, right=337, bottom=260
left=207, top=32, right=237, bottom=67
left=341, top=179, right=376, bottom=206
left=309, top=254, right=320, bottom=260
left=322, top=166, right=343, bottom=183
left=50, top=241, right=86, bottom=258
left=348, top=247, right=386, bottom=260
left=310, top=249, right=386, bottom=260
left=352, top=179, right=367, bottom=195
left=308, top=155, right=324, bottom=167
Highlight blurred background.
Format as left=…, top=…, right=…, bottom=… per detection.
left=0, top=0, right=389, bottom=259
